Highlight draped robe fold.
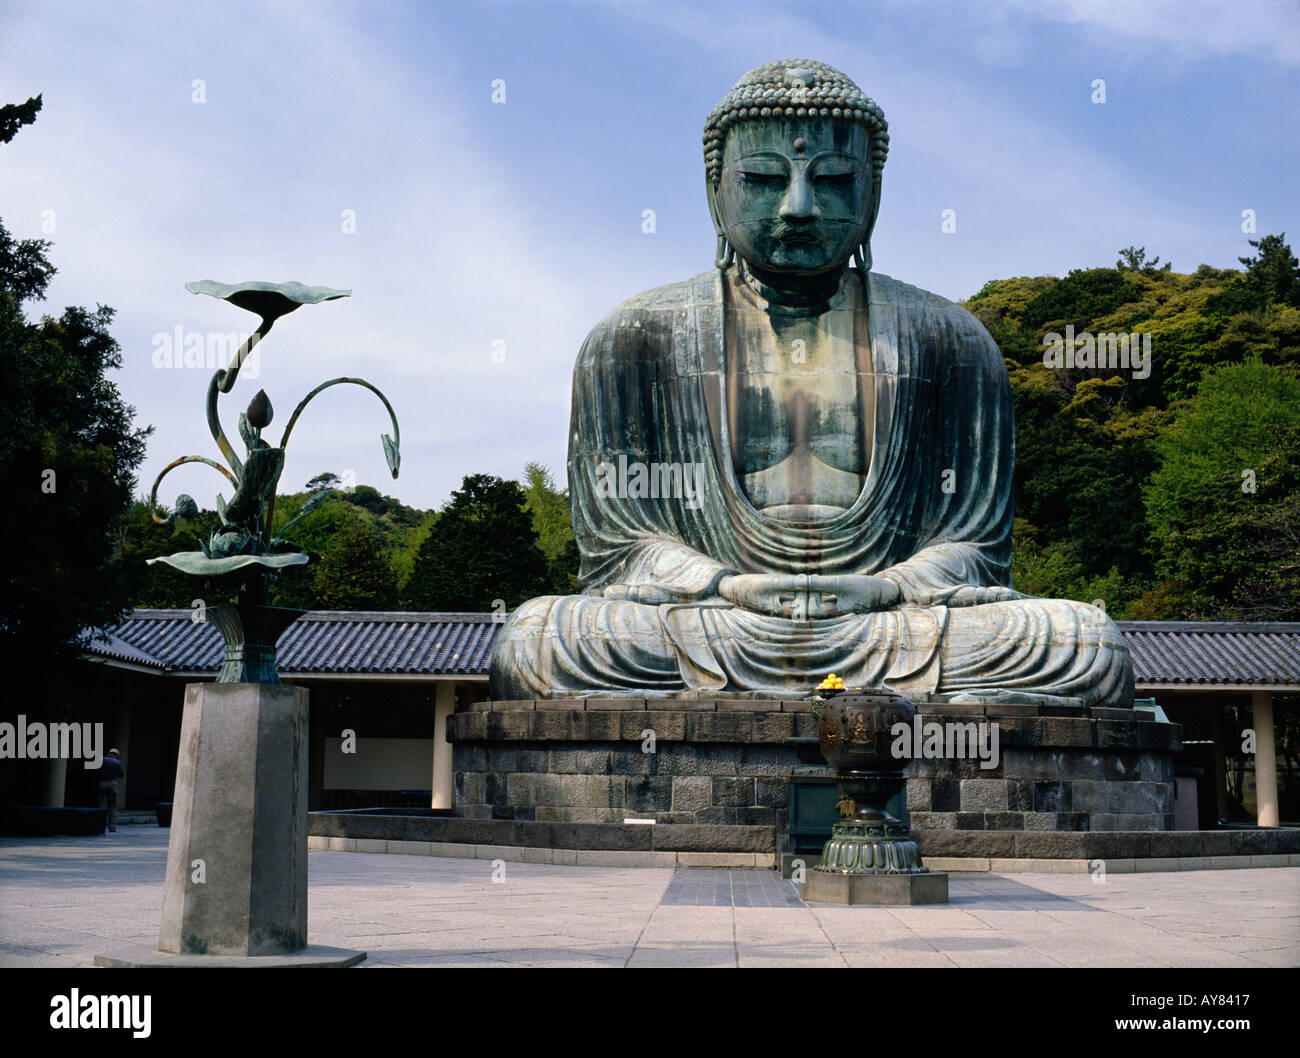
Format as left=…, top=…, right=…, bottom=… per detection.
left=488, top=268, right=1134, bottom=706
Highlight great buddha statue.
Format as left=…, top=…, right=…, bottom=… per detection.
left=489, top=60, right=1134, bottom=706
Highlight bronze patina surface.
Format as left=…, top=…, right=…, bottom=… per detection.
left=147, top=280, right=401, bottom=683
left=812, top=688, right=928, bottom=875
left=490, top=60, right=1134, bottom=707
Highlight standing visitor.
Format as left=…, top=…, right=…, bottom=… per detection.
left=98, top=749, right=123, bottom=834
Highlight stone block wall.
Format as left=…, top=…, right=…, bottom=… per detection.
left=451, top=703, right=814, bottom=830
left=450, top=700, right=1181, bottom=834
left=903, top=706, right=1180, bottom=831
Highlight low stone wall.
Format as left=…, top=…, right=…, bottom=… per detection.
left=303, top=818, right=1300, bottom=873
left=451, top=701, right=813, bottom=826
left=308, top=810, right=776, bottom=853
left=448, top=699, right=1183, bottom=836
left=906, top=704, right=1181, bottom=832
left=913, top=827, right=1300, bottom=860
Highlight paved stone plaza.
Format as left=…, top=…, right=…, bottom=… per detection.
left=1, top=829, right=1296, bottom=968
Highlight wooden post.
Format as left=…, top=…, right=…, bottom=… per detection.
left=431, top=681, right=455, bottom=809
left=1252, top=690, right=1279, bottom=827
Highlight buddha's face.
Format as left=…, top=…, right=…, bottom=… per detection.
left=715, top=118, right=874, bottom=276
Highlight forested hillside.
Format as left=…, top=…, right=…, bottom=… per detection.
left=967, top=239, right=1299, bottom=619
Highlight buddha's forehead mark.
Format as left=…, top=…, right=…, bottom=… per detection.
left=728, top=120, right=870, bottom=160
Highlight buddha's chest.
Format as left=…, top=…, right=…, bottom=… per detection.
left=725, top=295, right=872, bottom=518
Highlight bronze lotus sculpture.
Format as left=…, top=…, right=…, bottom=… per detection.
left=147, top=280, right=400, bottom=682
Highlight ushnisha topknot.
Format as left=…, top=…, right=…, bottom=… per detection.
left=703, top=60, right=889, bottom=189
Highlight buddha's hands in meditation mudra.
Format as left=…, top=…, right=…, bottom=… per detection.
left=718, top=574, right=898, bottom=617
left=604, top=576, right=1028, bottom=616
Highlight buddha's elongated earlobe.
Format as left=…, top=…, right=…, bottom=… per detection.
left=707, top=181, right=735, bottom=272
left=716, top=235, right=735, bottom=271
left=855, top=175, right=883, bottom=273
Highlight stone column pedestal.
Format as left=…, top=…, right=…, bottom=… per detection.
left=159, top=682, right=309, bottom=955
left=97, top=682, right=364, bottom=967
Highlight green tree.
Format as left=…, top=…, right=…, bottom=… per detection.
left=520, top=461, right=580, bottom=592
left=964, top=275, right=1056, bottom=367
left=311, top=516, right=399, bottom=610
left=548, top=536, right=581, bottom=595
left=342, top=483, right=420, bottom=522
left=1021, top=267, right=1143, bottom=331
left=0, top=225, right=56, bottom=304
left=1239, top=233, right=1300, bottom=308
left=967, top=248, right=1300, bottom=620
left=1004, top=360, right=1168, bottom=602
left=114, top=499, right=224, bottom=607
left=1116, top=245, right=1170, bottom=275
left=0, top=101, right=151, bottom=680
left=0, top=94, right=42, bottom=145
left=386, top=508, right=437, bottom=596
left=404, top=474, right=549, bottom=611
left=263, top=490, right=362, bottom=609
left=520, top=462, right=572, bottom=560
left=1144, top=357, right=1300, bottom=619
left=305, top=471, right=341, bottom=491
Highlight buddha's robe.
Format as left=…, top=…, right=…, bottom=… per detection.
left=489, top=268, right=1134, bottom=706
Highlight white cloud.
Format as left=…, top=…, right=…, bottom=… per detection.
left=0, top=2, right=610, bottom=509
left=1001, top=0, right=1300, bottom=66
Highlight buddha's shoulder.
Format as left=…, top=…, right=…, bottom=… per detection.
left=869, top=272, right=995, bottom=342
left=868, top=272, right=998, bottom=369
left=579, top=273, right=715, bottom=350
left=614, top=273, right=712, bottom=314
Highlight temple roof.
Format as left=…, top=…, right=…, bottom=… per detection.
left=88, top=609, right=498, bottom=678
left=1118, top=621, right=1300, bottom=689
left=83, top=610, right=1300, bottom=689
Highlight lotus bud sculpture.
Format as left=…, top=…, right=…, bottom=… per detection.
left=147, top=280, right=401, bottom=683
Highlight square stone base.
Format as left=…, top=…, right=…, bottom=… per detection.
left=802, top=870, right=949, bottom=905
left=159, top=682, right=310, bottom=956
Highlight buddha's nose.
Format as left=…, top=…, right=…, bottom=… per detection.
left=780, top=171, right=818, bottom=220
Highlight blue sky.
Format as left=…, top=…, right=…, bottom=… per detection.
left=2, top=0, right=1297, bottom=510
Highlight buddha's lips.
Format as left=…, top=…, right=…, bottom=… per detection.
left=774, top=226, right=819, bottom=245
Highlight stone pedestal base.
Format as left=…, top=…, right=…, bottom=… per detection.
left=95, top=945, right=366, bottom=968
left=157, top=682, right=313, bottom=956
left=802, top=870, right=949, bottom=905
left=453, top=699, right=1181, bottom=833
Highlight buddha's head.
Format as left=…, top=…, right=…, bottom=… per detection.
left=704, top=61, right=888, bottom=279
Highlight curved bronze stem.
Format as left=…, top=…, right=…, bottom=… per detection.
left=263, top=376, right=401, bottom=543
left=205, top=319, right=274, bottom=479
left=148, top=455, right=238, bottom=525
left=218, top=320, right=272, bottom=394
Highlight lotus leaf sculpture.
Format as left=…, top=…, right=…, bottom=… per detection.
left=147, top=280, right=401, bottom=682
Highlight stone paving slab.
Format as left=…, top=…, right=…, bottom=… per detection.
left=1, top=829, right=1296, bottom=968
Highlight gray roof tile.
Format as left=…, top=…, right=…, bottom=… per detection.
left=1119, top=621, right=1299, bottom=685
left=97, top=609, right=499, bottom=676
left=85, top=612, right=1300, bottom=686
